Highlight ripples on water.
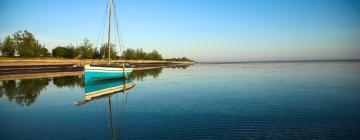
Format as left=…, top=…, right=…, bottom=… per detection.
left=0, top=63, right=360, bottom=140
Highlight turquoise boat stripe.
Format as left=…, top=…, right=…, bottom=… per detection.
left=85, top=71, right=132, bottom=80
left=85, top=78, right=133, bottom=94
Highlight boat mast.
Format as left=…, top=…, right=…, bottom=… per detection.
left=107, top=0, right=113, bottom=65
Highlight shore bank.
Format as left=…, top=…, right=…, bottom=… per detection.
left=0, top=58, right=194, bottom=79
left=0, top=57, right=194, bottom=66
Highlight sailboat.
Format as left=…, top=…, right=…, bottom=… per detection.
left=84, top=0, right=133, bottom=81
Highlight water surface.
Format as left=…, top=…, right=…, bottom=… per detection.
left=1, top=62, right=360, bottom=140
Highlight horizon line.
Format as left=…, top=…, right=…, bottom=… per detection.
left=198, top=59, right=360, bottom=64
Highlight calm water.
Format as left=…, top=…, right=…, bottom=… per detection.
left=1, top=62, right=360, bottom=140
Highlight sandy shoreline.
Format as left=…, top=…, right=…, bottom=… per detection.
left=0, top=58, right=194, bottom=80
left=0, top=58, right=194, bottom=66
left=0, top=66, right=177, bottom=81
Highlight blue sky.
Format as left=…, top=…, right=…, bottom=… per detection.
left=1, top=0, right=359, bottom=61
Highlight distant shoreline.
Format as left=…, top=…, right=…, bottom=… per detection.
left=0, top=58, right=194, bottom=77
left=0, top=57, right=194, bottom=66
left=199, top=59, right=360, bottom=64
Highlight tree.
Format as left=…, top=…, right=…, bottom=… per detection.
left=77, top=39, right=95, bottom=59
left=52, top=46, right=66, bottom=57
left=0, top=36, right=16, bottom=56
left=180, top=57, right=190, bottom=61
left=122, top=48, right=164, bottom=60
left=100, top=43, right=118, bottom=59
left=64, top=45, right=78, bottom=58
left=166, top=57, right=193, bottom=62
left=12, top=30, right=49, bottom=57
left=40, top=47, right=51, bottom=57
left=134, top=48, right=146, bottom=60
left=123, top=48, right=136, bottom=60
left=146, top=50, right=162, bottom=60
left=51, top=45, right=79, bottom=58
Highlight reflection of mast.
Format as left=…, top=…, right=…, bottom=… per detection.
left=107, top=79, right=130, bottom=140
left=108, top=96, right=115, bottom=140
left=118, top=79, right=128, bottom=139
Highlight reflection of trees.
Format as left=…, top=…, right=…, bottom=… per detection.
left=0, top=78, right=51, bottom=106
left=52, top=76, right=84, bottom=88
left=0, top=76, right=84, bottom=107
left=129, top=64, right=191, bottom=81
left=1, top=80, right=16, bottom=98
left=130, top=68, right=163, bottom=81
left=168, top=64, right=191, bottom=69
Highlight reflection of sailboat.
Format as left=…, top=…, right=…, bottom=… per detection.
left=76, top=78, right=135, bottom=105
left=76, top=78, right=133, bottom=140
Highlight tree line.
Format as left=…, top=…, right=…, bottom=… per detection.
left=165, top=57, right=193, bottom=62
left=0, top=30, right=193, bottom=61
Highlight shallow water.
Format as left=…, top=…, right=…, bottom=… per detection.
left=1, top=62, right=360, bottom=140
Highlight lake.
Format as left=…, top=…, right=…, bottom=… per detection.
left=1, top=62, right=360, bottom=140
